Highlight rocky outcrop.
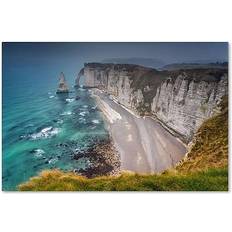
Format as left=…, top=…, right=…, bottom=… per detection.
left=77, top=63, right=228, bottom=142
left=56, top=72, right=69, bottom=93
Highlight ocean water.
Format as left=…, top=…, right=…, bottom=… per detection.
left=2, top=74, right=109, bottom=190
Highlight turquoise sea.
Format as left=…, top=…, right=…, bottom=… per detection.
left=2, top=72, right=109, bottom=190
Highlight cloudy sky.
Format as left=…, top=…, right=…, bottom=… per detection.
left=3, top=42, right=228, bottom=81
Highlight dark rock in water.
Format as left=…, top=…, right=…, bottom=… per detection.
left=71, top=139, right=120, bottom=178
left=56, top=72, right=69, bottom=94
left=57, top=92, right=69, bottom=103
left=75, top=96, right=80, bottom=100
left=56, top=143, right=68, bottom=148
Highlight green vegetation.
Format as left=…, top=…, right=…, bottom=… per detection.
left=18, top=96, right=228, bottom=191
left=19, top=167, right=227, bottom=191
left=162, top=62, right=228, bottom=71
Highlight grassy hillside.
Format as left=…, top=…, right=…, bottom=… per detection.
left=19, top=168, right=227, bottom=191
left=18, top=97, right=228, bottom=191
left=176, top=96, right=228, bottom=172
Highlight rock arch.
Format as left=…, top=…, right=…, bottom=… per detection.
left=75, top=68, right=84, bottom=87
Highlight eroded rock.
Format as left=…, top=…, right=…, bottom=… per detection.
left=56, top=72, right=69, bottom=93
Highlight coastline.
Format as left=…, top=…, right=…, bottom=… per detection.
left=90, top=88, right=187, bottom=174
left=72, top=138, right=120, bottom=177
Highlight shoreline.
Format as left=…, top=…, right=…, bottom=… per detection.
left=72, top=138, right=120, bottom=177
left=93, top=89, right=188, bottom=146
left=90, top=88, right=187, bottom=174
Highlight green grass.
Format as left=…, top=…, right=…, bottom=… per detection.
left=18, top=167, right=228, bottom=191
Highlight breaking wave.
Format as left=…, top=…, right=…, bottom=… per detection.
left=48, top=157, right=58, bottom=164
left=92, top=119, right=100, bottom=124
left=31, top=149, right=45, bottom=157
left=28, top=127, right=60, bottom=140
left=79, top=111, right=88, bottom=117
left=66, top=98, right=74, bottom=103
left=60, top=111, right=73, bottom=116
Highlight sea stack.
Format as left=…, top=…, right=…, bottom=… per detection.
left=56, top=72, right=69, bottom=93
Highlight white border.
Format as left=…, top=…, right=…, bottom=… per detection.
left=0, top=1, right=231, bottom=232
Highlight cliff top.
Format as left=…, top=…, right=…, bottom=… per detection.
left=84, top=62, right=151, bottom=72
left=169, top=68, right=228, bottom=82
left=84, top=62, right=227, bottom=83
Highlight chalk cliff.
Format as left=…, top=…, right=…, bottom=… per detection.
left=77, top=63, right=228, bottom=142
left=151, top=73, right=228, bottom=140
left=56, top=72, right=69, bottom=93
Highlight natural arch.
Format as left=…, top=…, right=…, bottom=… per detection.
left=75, top=68, right=84, bottom=87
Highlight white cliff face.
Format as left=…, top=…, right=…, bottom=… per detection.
left=83, top=65, right=145, bottom=113
left=107, top=73, right=145, bottom=113
left=116, top=75, right=132, bottom=107
left=151, top=74, right=228, bottom=140
left=84, top=67, right=97, bottom=87
left=131, top=89, right=144, bottom=111
left=80, top=63, right=228, bottom=142
left=84, top=66, right=110, bottom=87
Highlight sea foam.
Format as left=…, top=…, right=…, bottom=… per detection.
left=79, top=112, right=87, bottom=117
left=92, top=119, right=100, bottom=124
left=48, top=158, right=58, bottom=164
left=60, top=111, right=73, bottom=116
left=57, top=119, right=63, bottom=124
left=29, top=127, right=60, bottom=140
left=33, top=149, right=45, bottom=157
left=66, top=98, right=74, bottom=103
